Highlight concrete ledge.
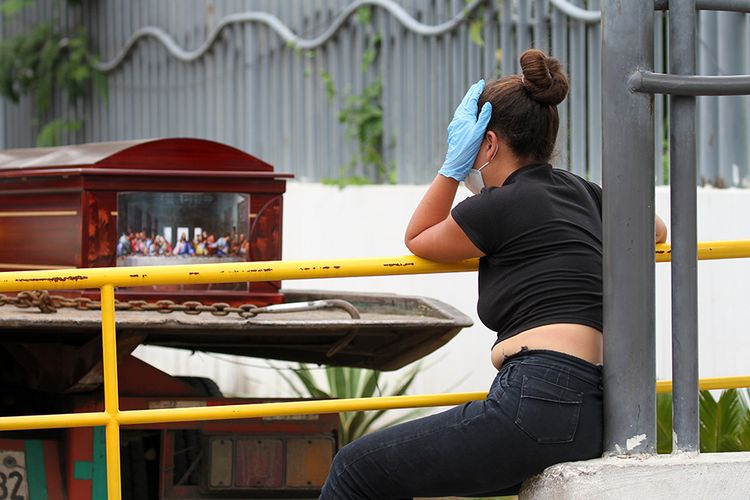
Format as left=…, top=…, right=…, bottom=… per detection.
left=520, top=452, right=750, bottom=500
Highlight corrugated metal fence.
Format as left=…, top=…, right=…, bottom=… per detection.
left=0, top=0, right=748, bottom=185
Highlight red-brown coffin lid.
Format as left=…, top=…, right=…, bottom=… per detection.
left=0, top=137, right=293, bottom=178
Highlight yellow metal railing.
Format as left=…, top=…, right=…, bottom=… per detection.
left=1, top=239, right=750, bottom=499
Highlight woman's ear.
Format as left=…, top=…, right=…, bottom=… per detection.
left=485, top=130, right=500, bottom=161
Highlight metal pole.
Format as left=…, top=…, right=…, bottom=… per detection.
left=570, top=0, right=586, bottom=177
left=551, top=5, right=569, bottom=171
left=718, top=11, right=748, bottom=186
left=655, top=0, right=750, bottom=12
left=500, top=0, right=513, bottom=76
left=518, top=0, right=531, bottom=53
left=669, top=0, right=700, bottom=454
left=698, top=10, right=719, bottom=185
left=587, top=0, right=602, bottom=183
left=655, top=12, right=666, bottom=185
left=534, top=0, right=548, bottom=53
left=631, top=72, right=750, bottom=96
left=602, top=0, right=656, bottom=455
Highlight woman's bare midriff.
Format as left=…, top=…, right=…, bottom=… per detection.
left=491, top=323, right=603, bottom=370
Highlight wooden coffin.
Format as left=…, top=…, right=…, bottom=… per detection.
left=0, top=138, right=293, bottom=306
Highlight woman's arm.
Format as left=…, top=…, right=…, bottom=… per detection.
left=404, top=175, right=484, bottom=263
left=655, top=214, right=668, bottom=244
left=406, top=81, right=491, bottom=262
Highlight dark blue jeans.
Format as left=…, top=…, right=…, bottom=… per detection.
left=319, top=349, right=603, bottom=499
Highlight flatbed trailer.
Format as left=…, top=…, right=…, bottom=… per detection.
left=0, top=139, right=472, bottom=499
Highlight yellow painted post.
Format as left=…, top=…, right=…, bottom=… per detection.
left=101, top=284, right=121, bottom=500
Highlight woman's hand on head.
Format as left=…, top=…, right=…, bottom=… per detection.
left=438, top=80, right=493, bottom=182
left=406, top=81, right=491, bottom=263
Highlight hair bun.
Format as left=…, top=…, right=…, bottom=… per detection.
left=519, top=48, right=569, bottom=106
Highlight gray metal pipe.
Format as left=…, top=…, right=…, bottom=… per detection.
left=518, top=0, right=531, bottom=54
left=655, top=0, right=750, bottom=12
left=630, top=71, right=750, bottom=96
left=602, top=0, right=656, bottom=455
left=698, top=11, right=720, bottom=185
left=535, top=0, right=549, bottom=52
left=570, top=0, right=586, bottom=178
left=501, top=0, right=513, bottom=76
left=96, top=0, right=488, bottom=72
left=551, top=6, right=569, bottom=171
left=718, top=11, right=749, bottom=188
left=96, top=0, right=606, bottom=74
left=654, top=12, right=666, bottom=185
left=549, top=0, right=601, bottom=23
left=669, top=0, right=700, bottom=455
left=587, top=0, right=602, bottom=183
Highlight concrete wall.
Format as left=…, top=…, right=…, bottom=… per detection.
left=521, top=452, right=750, bottom=500
left=134, top=183, right=750, bottom=398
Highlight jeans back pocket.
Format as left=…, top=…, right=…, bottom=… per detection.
left=514, top=374, right=583, bottom=444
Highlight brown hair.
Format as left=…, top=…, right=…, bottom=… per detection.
left=478, top=48, right=569, bottom=163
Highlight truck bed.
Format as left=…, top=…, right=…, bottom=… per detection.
left=0, top=289, right=472, bottom=393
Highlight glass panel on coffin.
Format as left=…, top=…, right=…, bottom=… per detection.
left=116, top=192, right=250, bottom=292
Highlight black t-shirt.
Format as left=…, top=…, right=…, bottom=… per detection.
left=451, top=163, right=602, bottom=345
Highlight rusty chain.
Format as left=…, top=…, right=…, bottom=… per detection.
left=0, top=291, right=261, bottom=319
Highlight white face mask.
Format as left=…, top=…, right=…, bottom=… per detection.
left=463, top=150, right=497, bottom=195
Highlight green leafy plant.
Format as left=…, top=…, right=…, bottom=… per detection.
left=656, top=391, right=674, bottom=453
left=320, top=70, right=336, bottom=104
left=0, top=1, right=106, bottom=146
left=320, top=7, right=394, bottom=187
left=355, top=5, right=372, bottom=25
left=35, top=118, right=82, bottom=147
left=0, top=0, right=34, bottom=16
left=360, top=33, right=381, bottom=73
left=657, top=388, right=750, bottom=453
left=470, top=19, right=485, bottom=47
left=464, top=0, right=485, bottom=47
left=337, top=78, right=392, bottom=184
left=276, top=363, right=424, bottom=445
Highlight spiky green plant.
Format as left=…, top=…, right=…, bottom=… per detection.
left=657, top=388, right=750, bottom=453
left=656, top=391, right=674, bottom=454
left=276, top=363, right=424, bottom=445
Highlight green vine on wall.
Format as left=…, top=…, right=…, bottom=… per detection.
left=321, top=6, right=394, bottom=187
left=0, top=0, right=106, bottom=146
left=466, top=1, right=506, bottom=76
left=337, top=77, right=390, bottom=185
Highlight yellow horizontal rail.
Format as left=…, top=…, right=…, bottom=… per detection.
left=111, top=376, right=750, bottom=424
left=117, top=392, right=488, bottom=425
left=0, top=255, right=477, bottom=292
left=0, top=411, right=110, bottom=431
left=0, top=239, right=749, bottom=293
left=1, top=240, right=749, bottom=500
left=655, top=239, right=750, bottom=262
left=3, top=376, right=748, bottom=432
left=656, top=375, right=750, bottom=393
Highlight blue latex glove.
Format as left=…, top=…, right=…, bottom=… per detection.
left=438, top=80, right=493, bottom=181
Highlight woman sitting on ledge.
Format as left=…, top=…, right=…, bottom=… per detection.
left=319, top=48, right=667, bottom=499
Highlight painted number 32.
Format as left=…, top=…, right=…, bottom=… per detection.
left=0, top=471, right=24, bottom=500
